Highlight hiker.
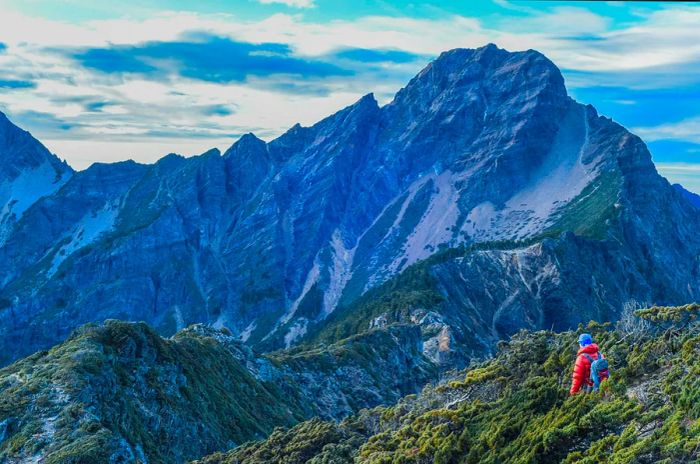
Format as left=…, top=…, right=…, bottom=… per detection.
left=569, top=333, right=609, bottom=395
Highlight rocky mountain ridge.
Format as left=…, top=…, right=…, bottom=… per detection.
left=2, top=41, right=700, bottom=462
left=0, top=112, right=72, bottom=248
left=1, top=43, right=699, bottom=370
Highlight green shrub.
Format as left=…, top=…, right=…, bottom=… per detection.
left=205, top=306, right=700, bottom=464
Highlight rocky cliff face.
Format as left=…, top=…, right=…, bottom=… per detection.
left=311, top=197, right=700, bottom=367
left=1, top=44, right=699, bottom=366
left=0, top=112, right=72, bottom=247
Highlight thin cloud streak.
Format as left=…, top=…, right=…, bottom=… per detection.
left=257, top=0, right=315, bottom=8
left=634, top=117, right=700, bottom=144
left=657, top=163, right=700, bottom=194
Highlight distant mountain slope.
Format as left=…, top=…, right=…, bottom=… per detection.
left=306, top=205, right=699, bottom=366
left=0, top=112, right=72, bottom=247
left=1, top=44, right=700, bottom=366
left=197, top=305, right=700, bottom=464
left=674, top=183, right=700, bottom=209
left=0, top=320, right=435, bottom=463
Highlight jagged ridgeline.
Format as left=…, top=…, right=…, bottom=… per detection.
left=2, top=44, right=700, bottom=367
left=2, top=42, right=700, bottom=464
left=195, top=305, right=700, bottom=464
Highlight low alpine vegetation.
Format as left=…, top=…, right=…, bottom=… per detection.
left=0, top=321, right=435, bottom=463
left=199, top=304, right=700, bottom=463
left=0, top=321, right=308, bottom=464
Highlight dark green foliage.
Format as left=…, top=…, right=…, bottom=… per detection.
left=207, top=308, right=700, bottom=464
left=0, top=319, right=438, bottom=463
left=193, top=418, right=364, bottom=464
left=547, top=171, right=622, bottom=239
left=0, top=321, right=307, bottom=464
left=636, top=303, right=700, bottom=325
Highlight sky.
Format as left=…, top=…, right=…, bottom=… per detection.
left=0, top=1, right=699, bottom=191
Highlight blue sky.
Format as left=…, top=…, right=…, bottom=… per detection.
left=0, top=1, right=699, bottom=191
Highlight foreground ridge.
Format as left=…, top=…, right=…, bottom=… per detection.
left=196, top=305, right=700, bottom=464
left=0, top=320, right=435, bottom=463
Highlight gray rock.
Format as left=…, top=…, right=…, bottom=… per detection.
left=0, top=44, right=699, bottom=368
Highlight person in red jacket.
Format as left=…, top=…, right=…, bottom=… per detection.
left=570, top=333, right=601, bottom=395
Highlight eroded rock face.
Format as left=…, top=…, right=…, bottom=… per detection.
left=1, top=44, right=699, bottom=366
left=0, top=112, right=72, bottom=248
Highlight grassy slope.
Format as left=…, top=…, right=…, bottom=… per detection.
left=200, top=305, right=700, bottom=464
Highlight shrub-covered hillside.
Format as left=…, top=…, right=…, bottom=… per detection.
left=0, top=321, right=309, bottom=464
left=197, top=304, right=700, bottom=464
left=0, top=320, right=436, bottom=464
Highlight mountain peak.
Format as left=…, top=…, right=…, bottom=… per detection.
left=239, top=132, right=262, bottom=143
left=433, top=43, right=553, bottom=69
left=223, top=132, right=267, bottom=160
left=392, top=44, right=565, bottom=110
left=223, top=131, right=271, bottom=195
left=2, top=45, right=699, bottom=384
left=0, top=109, right=73, bottom=182
left=356, top=92, right=378, bottom=106
left=199, top=147, right=221, bottom=158
left=436, top=42, right=503, bottom=61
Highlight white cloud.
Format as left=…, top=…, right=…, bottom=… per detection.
left=0, top=5, right=699, bottom=168
left=1, top=6, right=697, bottom=69
left=633, top=117, right=700, bottom=144
left=655, top=163, right=700, bottom=194
left=656, top=163, right=700, bottom=173
left=257, top=0, right=315, bottom=8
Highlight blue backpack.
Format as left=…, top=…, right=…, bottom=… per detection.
left=583, top=352, right=610, bottom=391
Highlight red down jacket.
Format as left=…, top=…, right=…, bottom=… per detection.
left=570, top=343, right=601, bottom=395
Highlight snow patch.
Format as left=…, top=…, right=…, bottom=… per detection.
left=462, top=104, right=599, bottom=241
left=0, top=162, right=70, bottom=246
left=280, top=257, right=320, bottom=325
left=387, top=175, right=431, bottom=235
left=387, top=171, right=462, bottom=273
left=172, top=306, right=185, bottom=331
left=47, top=201, right=119, bottom=277
left=500, top=109, right=595, bottom=237
left=362, top=163, right=485, bottom=292
left=403, top=171, right=461, bottom=263
left=465, top=201, right=498, bottom=236
left=212, top=313, right=228, bottom=330
left=239, top=321, right=256, bottom=342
